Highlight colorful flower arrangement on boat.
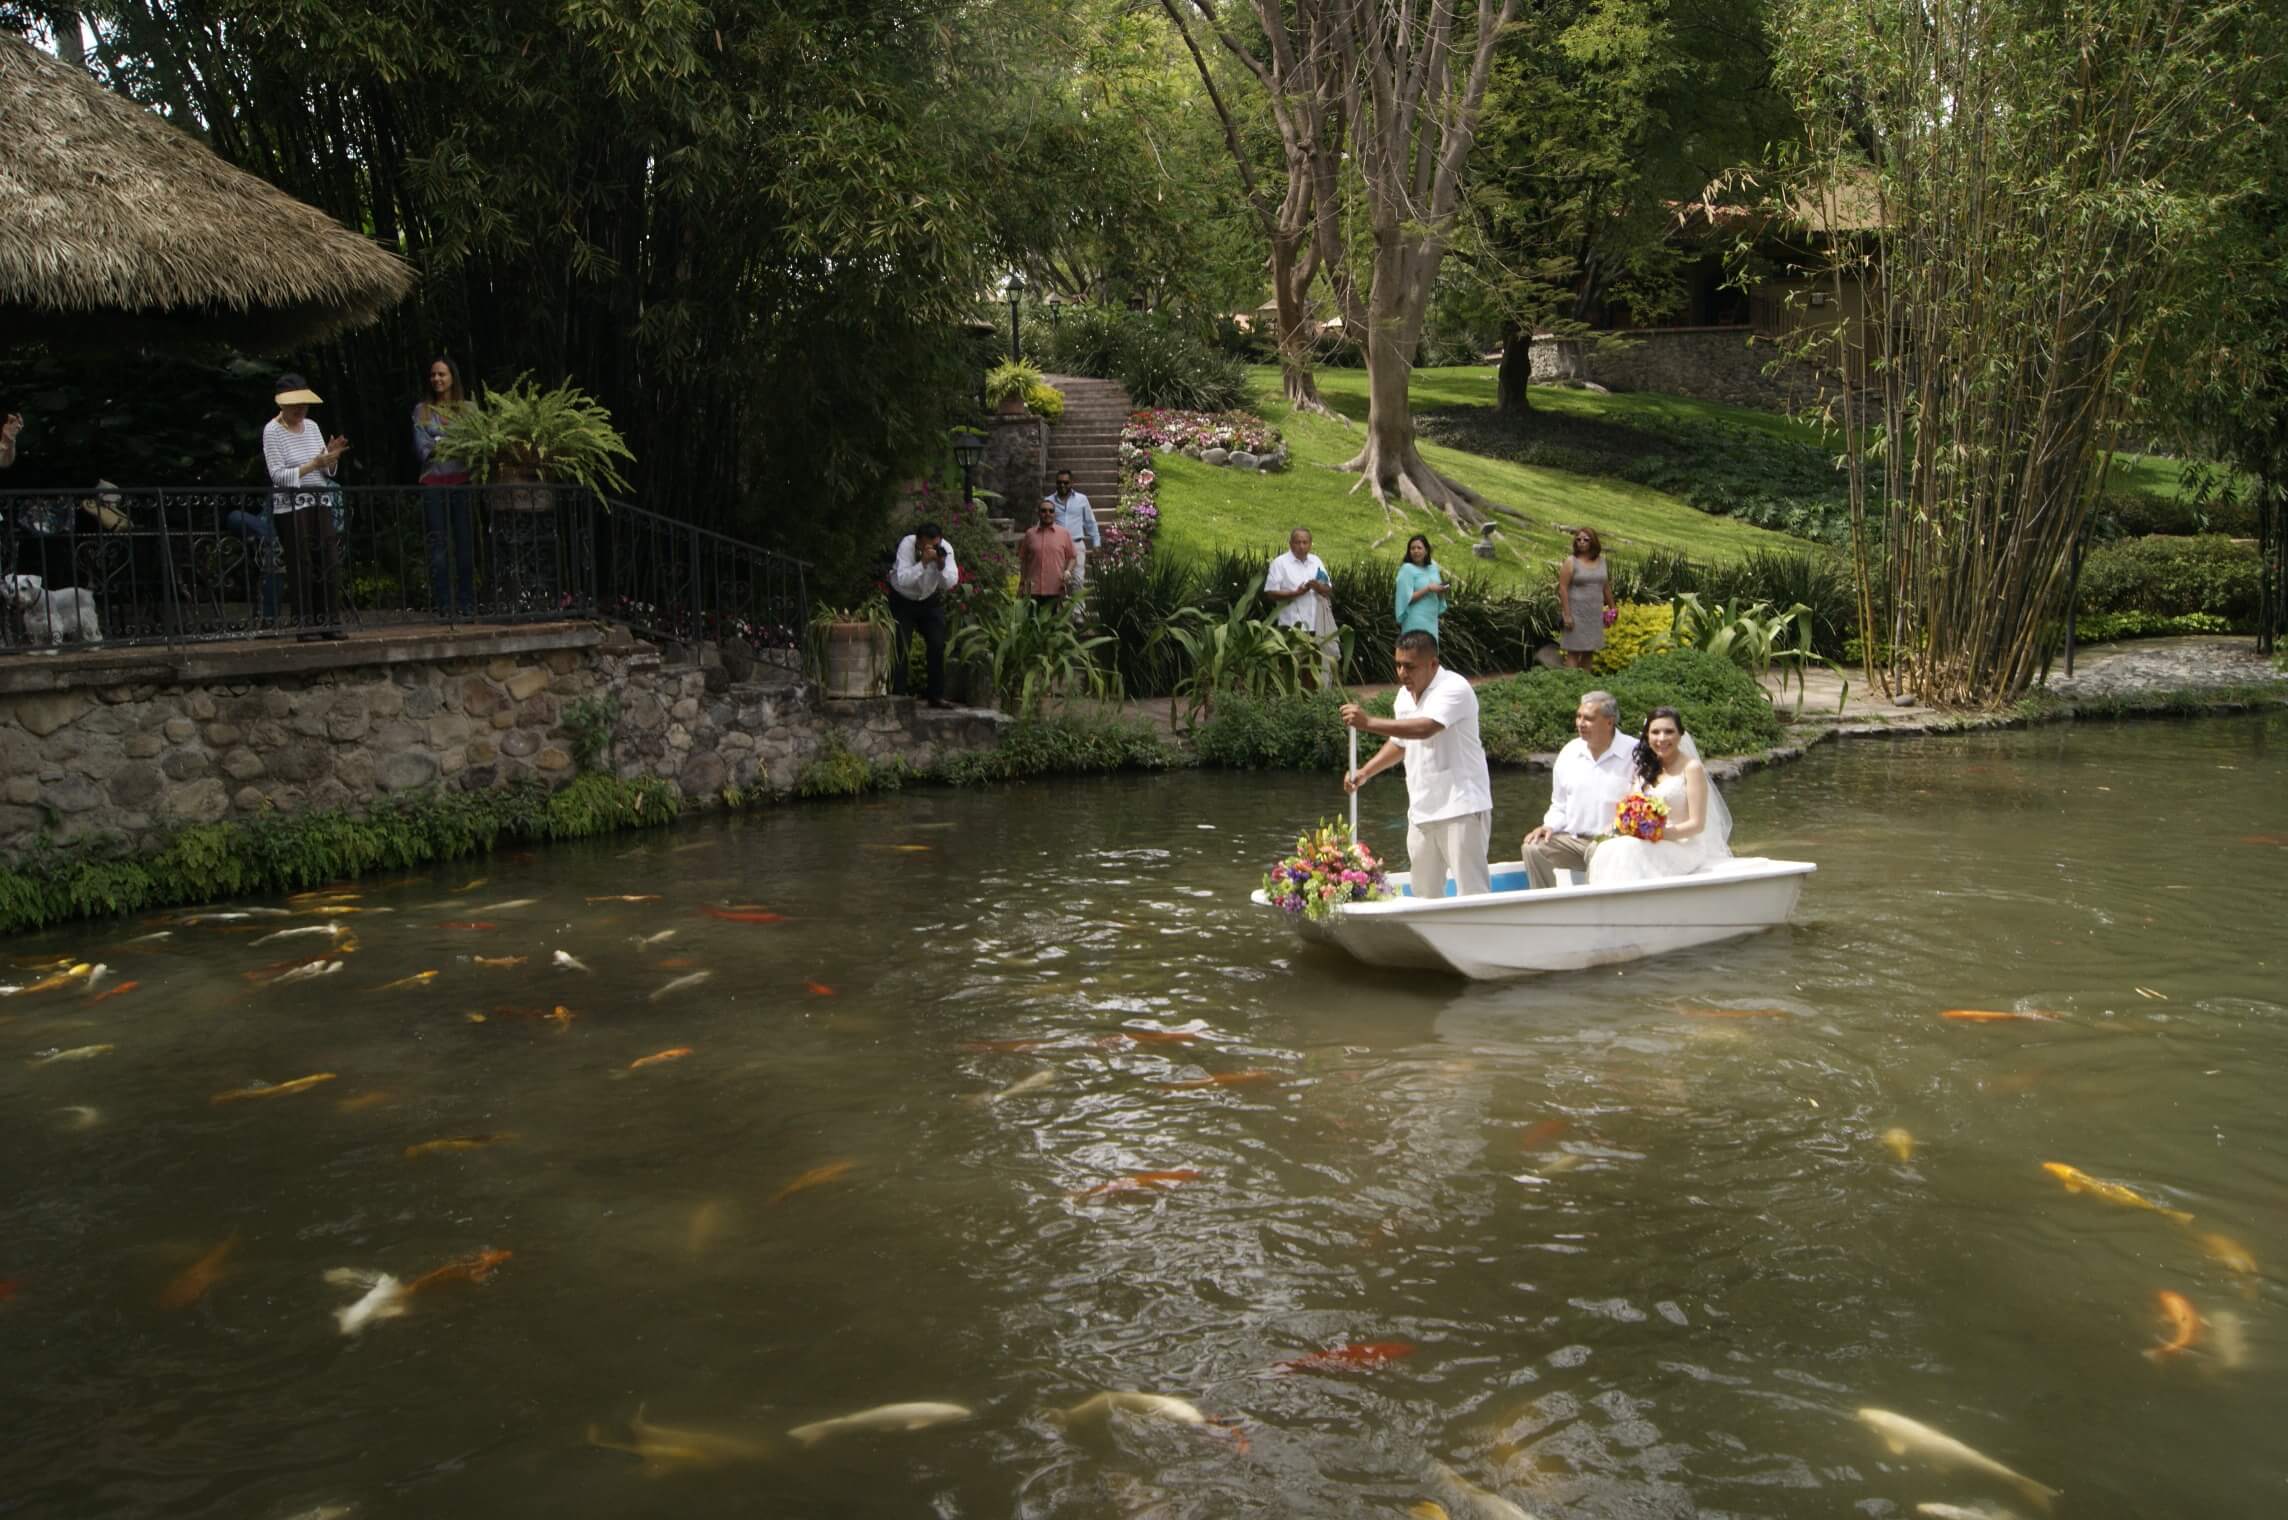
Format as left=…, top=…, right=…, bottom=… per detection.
left=1262, top=820, right=1392, bottom=922
left=1613, top=791, right=1670, bottom=842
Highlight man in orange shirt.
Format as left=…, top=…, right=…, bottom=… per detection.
left=1018, top=497, right=1078, bottom=613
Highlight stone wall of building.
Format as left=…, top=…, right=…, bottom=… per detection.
left=981, top=413, right=1048, bottom=511
left=0, top=625, right=1005, bottom=856
left=1529, top=328, right=1830, bottom=414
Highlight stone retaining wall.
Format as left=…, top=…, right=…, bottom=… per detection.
left=0, top=625, right=1005, bottom=855
left=1531, top=328, right=1830, bottom=414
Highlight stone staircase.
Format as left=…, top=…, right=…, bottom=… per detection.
left=1040, top=374, right=1133, bottom=523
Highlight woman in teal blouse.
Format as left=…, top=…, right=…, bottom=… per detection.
left=1394, top=533, right=1449, bottom=640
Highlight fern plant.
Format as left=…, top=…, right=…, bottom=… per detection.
left=1660, top=592, right=1849, bottom=716
left=438, top=373, right=636, bottom=494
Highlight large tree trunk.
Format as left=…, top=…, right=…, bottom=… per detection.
left=1495, top=320, right=1531, bottom=414
left=1269, top=229, right=1325, bottom=413
left=1343, top=235, right=1506, bottom=530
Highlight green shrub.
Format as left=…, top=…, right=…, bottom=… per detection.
left=1478, top=650, right=1783, bottom=762
left=1088, top=551, right=1205, bottom=697
left=930, top=714, right=1183, bottom=785
left=2063, top=609, right=2233, bottom=644
left=1192, top=691, right=1356, bottom=770
left=1591, top=603, right=1673, bottom=674
left=795, top=733, right=871, bottom=798
left=1024, top=381, right=1065, bottom=422
left=2078, top=534, right=2259, bottom=623
left=0, top=775, right=677, bottom=936
left=2089, top=489, right=2255, bottom=539
left=1041, top=306, right=1247, bottom=411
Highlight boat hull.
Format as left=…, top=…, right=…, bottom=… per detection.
left=1253, top=857, right=1814, bottom=980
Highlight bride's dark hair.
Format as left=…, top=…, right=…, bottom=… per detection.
left=1633, top=707, right=1684, bottom=789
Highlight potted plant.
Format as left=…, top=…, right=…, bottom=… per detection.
left=984, top=359, right=1045, bottom=417
left=439, top=372, right=637, bottom=510
left=809, top=597, right=896, bottom=699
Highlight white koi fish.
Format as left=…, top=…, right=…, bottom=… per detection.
left=984, top=1068, right=1055, bottom=1104
left=553, top=950, right=592, bottom=973
left=786, top=1401, right=973, bottom=1446
left=324, top=1269, right=407, bottom=1336
left=1858, top=1409, right=2059, bottom=1514
left=127, top=930, right=174, bottom=943
left=1050, top=1391, right=1206, bottom=1429
left=479, top=899, right=540, bottom=911
left=1916, top=1503, right=2026, bottom=1520
left=273, top=960, right=343, bottom=985
left=84, top=963, right=113, bottom=992
left=635, top=929, right=679, bottom=948
left=648, top=970, right=711, bottom=1003
left=32, top=1044, right=114, bottom=1065
left=1428, top=1461, right=1541, bottom=1520
left=182, top=908, right=295, bottom=923
left=587, top=1404, right=773, bottom=1475
left=252, top=924, right=345, bottom=946
left=53, top=1104, right=102, bottom=1129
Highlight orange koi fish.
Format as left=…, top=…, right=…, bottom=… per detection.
left=404, top=1134, right=514, bottom=1160
left=436, top=921, right=497, bottom=932
left=1275, top=1340, right=1417, bottom=1375
left=1152, top=1069, right=1279, bottom=1090
left=405, top=1248, right=512, bottom=1296
left=1943, top=1008, right=2061, bottom=1023
left=628, top=1046, right=694, bottom=1071
left=377, top=971, right=439, bottom=991
left=769, top=1159, right=855, bottom=1205
left=2144, top=1290, right=2201, bottom=1361
left=545, top=1005, right=576, bottom=1031
left=87, top=980, right=141, bottom=1005
left=2239, top=833, right=2288, bottom=847
left=703, top=907, right=784, bottom=924
left=804, top=980, right=837, bottom=997
left=211, top=1073, right=337, bottom=1105
left=1070, top=1169, right=1205, bottom=1201
left=1518, top=1118, right=1570, bottom=1150
left=472, top=956, right=528, bottom=969
left=158, top=1234, right=240, bottom=1309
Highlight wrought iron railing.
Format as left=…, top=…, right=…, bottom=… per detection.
left=0, top=484, right=807, bottom=665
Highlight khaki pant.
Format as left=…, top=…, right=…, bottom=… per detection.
left=1409, top=810, right=1492, bottom=899
left=1523, top=831, right=1598, bottom=890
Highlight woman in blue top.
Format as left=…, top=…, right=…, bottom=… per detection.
left=1394, top=533, right=1450, bottom=641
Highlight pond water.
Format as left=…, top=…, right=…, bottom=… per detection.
left=5, top=713, right=2286, bottom=1520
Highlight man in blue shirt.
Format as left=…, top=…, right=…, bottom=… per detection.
left=1046, top=469, right=1101, bottom=599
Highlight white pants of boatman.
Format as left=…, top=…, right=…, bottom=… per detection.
left=1408, top=809, right=1492, bottom=899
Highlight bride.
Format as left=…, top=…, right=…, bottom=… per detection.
left=1587, top=706, right=1732, bottom=885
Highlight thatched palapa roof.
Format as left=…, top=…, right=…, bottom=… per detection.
left=0, top=35, right=412, bottom=352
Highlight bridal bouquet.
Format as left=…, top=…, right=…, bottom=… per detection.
left=1613, top=791, right=1670, bottom=842
left=1262, top=820, right=1391, bottom=922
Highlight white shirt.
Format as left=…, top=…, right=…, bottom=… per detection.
left=889, top=534, right=959, bottom=602
left=1393, top=666, right=1492, bottom=825
left=1048, top=490, right=1100, bottom=549
left=1263, top=551, right=1329, bottom=629
left=1543, top=732, right=1641, bottom=835
left=262, top=417, right=334, bottom=509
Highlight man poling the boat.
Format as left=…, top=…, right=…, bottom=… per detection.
left=1339, top=630, right=1493, bottom=899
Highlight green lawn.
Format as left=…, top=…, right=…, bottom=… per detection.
left=1151, top=368, right=1818, bottom=588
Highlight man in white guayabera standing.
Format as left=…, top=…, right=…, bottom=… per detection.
left=1338, top=629, right=1493, bottom=898
left=1520, top=689, right=1638, bottom=888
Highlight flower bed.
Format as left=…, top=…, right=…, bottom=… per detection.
left=1101, top=409, right=1285, bottom=572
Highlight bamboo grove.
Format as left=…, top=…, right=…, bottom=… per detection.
left=1775, top=0, right=2277, bottom=706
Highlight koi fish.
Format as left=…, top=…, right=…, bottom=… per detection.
left=53, top=1104, right=101, bottom=1129
left=1050, top=1391, right=1206, bottom=1429
left=158, top=1235, right=239, bottom=1309
left=452, top=878, right=489, bottom=892
left=1070, top=1169, right=1205, bottom=1200
left=180, top=909, right=292, bottom=923
left=325, top=1269, right=407, bottom=1335
left=1275, top=1340, right=1416, bottom=1374
left=212, top=1072, right=336, bottom=1104
left=628, top=1047, right=694, bottom=1071
left=2143, top=1290, right=2201, bottom=1362
left=404, top=1134, right=513, bottom=1160
left=0, top=1278, right=18, bottom=1301
left=770, top=1159, right=855, bottom=1205
left=2239, top=833, right=2288, bottom=846
left=2041, top=1162, right=2193, bottom=1225
left=437, top=921, right=497, bottom=932
left=863, top=844, right=933, bottom=853
left=1101, top=1027, right=1199, bottom=1046
left=983, top=1068, right=1055, bottom=1103
left=20, top=963, right=94, bottom=995
left=1427, top=1461, right=1538, bottom=1520
left=703, top=906, right=785, bottom=924
left=31, top=1044, right=113, bottom=1065
left=1883, top=1127, right=1916, bottom=1163
left=787, top=1401, right=973, bottom=1446
left=958, top=1038, right=1060, bottom=1054
left=588, top=894, right=663, bottom=904
left=587, top=1405, right=773, bottom=1475
left=471, top=955, right=527, bottom=969
left=805, top=980, right=837, bottom=997
left=1518, top=1118, right=1570, bottom=1149
left=2195, top=1232, right=2258, bottom=1282
left=1151, top=1069, right=1278, bottom=1090
left=1677, top=1004, right=1790, bottom=1019
left=336, top=1091, right=393, bottom=1113
left=252, top=924, right=345, bottom=947
left=377, top=971, right=439, bottom=991
left=545, top=1004, right=576, bottom=1031
left=634, top=929, right=678, bottom=947
left=307, top=905, right=391, bottom=916
left=272, top=960, right=343, bottom=985
left=405, top=1247, right=512, bottom=1295
left=289, top=886, right=361, bottom=902
left=1915, top=1504, right=2025, bottom=1520
left=2209, top=1308, right=2250, bottom=1370
left=477, top=899, right=539, bottom=911
left=87, top=980, right=141, bottom=1005
left=649, top=970, right=711, bottom=1002
left=1408, top=1505, right=1452, bottom=1520
left=1856, top=1408, right=2060, bottom=1514
left=552, top=950, right=591, bottom=973
left=83, top=963, right=114, bottom=992
left=126, top=930, right=174, bottom=943
left=1942, top=1009, right=2060, bottom=1023
left=655, top=956, right=698, bottom=969
left=687, top=1200, right=726, bottom=1255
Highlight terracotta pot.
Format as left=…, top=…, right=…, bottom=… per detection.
left=493, top=463, right=554, bottom=513
left=822, top=622, right=891, bottom=699
left=995, top=393, right=1027, bottom=416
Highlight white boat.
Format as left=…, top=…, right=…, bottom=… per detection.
left=1250, top=856, right=1815, bottom=980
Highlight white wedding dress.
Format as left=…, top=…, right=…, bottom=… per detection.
left=1588, top=758, right=1732, bottom=886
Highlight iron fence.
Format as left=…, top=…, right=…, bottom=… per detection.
left=0, top=485, right=807, bottom=663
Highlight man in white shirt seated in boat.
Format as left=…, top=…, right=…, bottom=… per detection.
left=1521, top=689, right=1638, bottom=889
left=1338, top=630, right=1493, bottom=898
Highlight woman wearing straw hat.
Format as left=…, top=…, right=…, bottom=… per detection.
left=261, top=374, right=349, bottom=640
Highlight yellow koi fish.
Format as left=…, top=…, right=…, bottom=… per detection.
left=21, top=963, right=94, bottom=995
left=2042, top=1162, right=2193, bottom=1225
left=472, top=956, right=527, bottom=969
left=586, top=1405, right=773, bottom=1476
left=211, top=1073, right=337, bottom=1104
left=403, top=1133, right=513, bottom=1160
left=1882, top=1127, right=1916, bottom=1163
left=32, top=1043, right=114, bottom=1064
left=377, top=971, right=439, bottom=991
left=769, top=1159, right=855, bottom=1205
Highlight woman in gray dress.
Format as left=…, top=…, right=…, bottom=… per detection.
left=1557, top=526, right=1615, bottom=669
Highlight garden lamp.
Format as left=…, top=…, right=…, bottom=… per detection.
left=952, top=430, right=987, bottom=505
left=1005, top=273, right=1025, bottom=363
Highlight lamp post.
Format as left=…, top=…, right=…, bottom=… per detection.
left=1046, top=291, right=1061, bottom=328
left=952, top=430, right=987, bottom=506
left=1005, top=273, right=1025, bottom=363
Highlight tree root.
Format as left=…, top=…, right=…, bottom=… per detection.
left=1341, top=436, right=1531, bottom=536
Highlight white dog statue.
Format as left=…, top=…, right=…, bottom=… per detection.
left=3, top=574, right=104, bottom=646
